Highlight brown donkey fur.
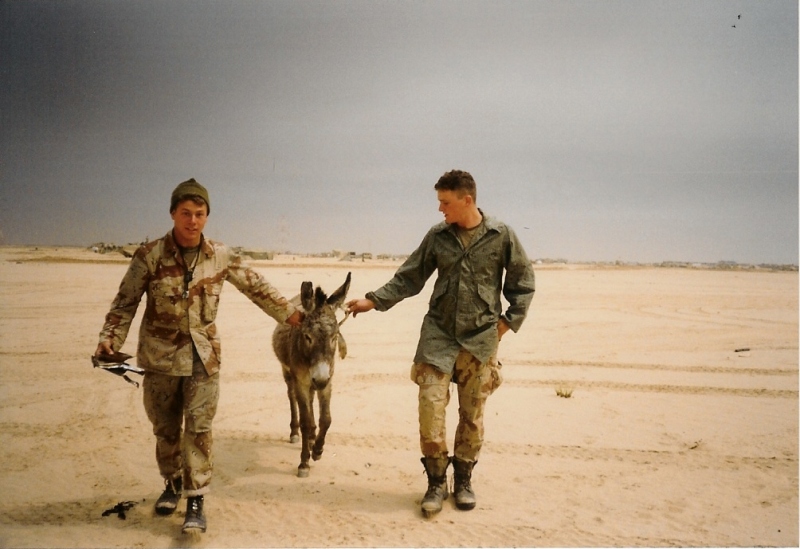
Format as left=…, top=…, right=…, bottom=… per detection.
left=272, top=272, right=351, bottom=477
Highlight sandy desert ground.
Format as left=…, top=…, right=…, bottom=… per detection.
left=0, top=245, right=797, bottom=548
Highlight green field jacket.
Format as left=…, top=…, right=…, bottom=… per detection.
left=366, top=213, right=535, bottom=373
left=98, top=231, right=296, bottom=376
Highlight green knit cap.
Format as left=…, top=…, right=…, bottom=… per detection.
left=170, top=178, right=210, bottom=214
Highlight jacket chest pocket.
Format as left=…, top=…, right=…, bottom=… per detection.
left=467, top=247, right=503, bottom=280
left=201, top=284, right=222, bottom=323
left=151, top=278, right=182, bottom=319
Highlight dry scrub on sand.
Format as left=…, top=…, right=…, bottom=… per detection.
left=0, top=247, right=797, bottom=547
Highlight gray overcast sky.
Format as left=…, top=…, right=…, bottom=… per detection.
left=1, top=0, right=797, bottom=264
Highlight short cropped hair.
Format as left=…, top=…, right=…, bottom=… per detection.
left=170, top=194, right=208, bottom=214
left=434, top=170, right=477, bottom=201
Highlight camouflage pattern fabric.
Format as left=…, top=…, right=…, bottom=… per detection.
left=411, top=349, right=502, bottom=461
left=99, top=230, right=296, bottom=376
left=143, top=357, right=219, bottom=496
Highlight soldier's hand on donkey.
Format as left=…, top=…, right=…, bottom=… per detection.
left=286, top=310, right=305, bottom=327
left=345, top=298, right=375, bottom=317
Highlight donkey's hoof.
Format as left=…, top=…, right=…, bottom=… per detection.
left=312, top=450, right=323, bottom=461
left=297, top=466, right=310, bottom=478
left=289, top=434, right=300, bottom=444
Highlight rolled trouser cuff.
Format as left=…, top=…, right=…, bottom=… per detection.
left=183, top=485, right=210, bottom=498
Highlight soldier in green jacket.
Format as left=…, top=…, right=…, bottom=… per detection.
left=347, top=169, right=535, bottom=517
left=94, top=179, right=303, bottom=534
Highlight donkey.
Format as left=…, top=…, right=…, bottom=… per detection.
left=272, top=272, right=351, bottom=477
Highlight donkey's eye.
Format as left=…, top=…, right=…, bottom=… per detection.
left=304, top=333, right=314, bottom=346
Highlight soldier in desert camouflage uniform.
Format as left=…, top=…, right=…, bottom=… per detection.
left=94, top=178, right=303, bottom=534
left=347, top=170, right=535, bottom=517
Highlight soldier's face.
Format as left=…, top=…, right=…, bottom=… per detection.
left=437, top=189, right=471, bottom=226
left=171, top=200, right=208, bottom=247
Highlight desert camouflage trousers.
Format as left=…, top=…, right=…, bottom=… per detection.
left=142, top=357, right=219, bottom=497
left=410, top=349, right=502, bottom=462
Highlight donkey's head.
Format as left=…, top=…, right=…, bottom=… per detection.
left=297, top=272, right=351, bottom=389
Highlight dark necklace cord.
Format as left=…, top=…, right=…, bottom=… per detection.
left=180, top=245, right=200, bottom=299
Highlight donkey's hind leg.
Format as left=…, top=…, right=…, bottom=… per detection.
left=282, top=367, right=300, bottom=444
left=312, top=383, right=332, bottom=461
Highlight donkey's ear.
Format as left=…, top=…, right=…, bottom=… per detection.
left=300, top=281, right=315, bottom=312
left=327, top=271, right=351, bottom=308
left=314, top=286, right=326, bottom=309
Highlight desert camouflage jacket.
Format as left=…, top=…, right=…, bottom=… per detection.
left=366, top=212, right=535, bottom=373
left=98, top=231, right=296, bottom=376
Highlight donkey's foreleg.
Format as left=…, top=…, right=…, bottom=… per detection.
left=296, top=385, right=317, bottom=478
left=282, top=369, right=300, bottom=444
left=312, top=383, right=332, bottom=461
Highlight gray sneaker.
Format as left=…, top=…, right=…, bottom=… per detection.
left=155, top=477, right=182, bottom=516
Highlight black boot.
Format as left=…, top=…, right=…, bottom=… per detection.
left=452, top=458, right=477, bottom=510
left=420, top=456, right=450, bottom=518
left=155, top=476, right=182, bottom=516
left=182, top=495, right=206, bottom=533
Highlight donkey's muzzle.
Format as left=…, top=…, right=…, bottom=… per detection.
left=310, top=362, right=332, bottom=390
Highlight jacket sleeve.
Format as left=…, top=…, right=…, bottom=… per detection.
left=502, top=227, right=536, bottom=332
left=367, top=228, right=437, bottom=311
left=223, top=250, right=297, bottom=323
left=98, top=248, right=149, bottom=350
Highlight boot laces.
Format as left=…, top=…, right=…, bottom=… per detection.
left=165, top=476, right=181, bottom=494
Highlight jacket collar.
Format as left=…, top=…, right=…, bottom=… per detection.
left=163, top=230, right=214, bottom=261
left=433, top=209, right=500, bottom=235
